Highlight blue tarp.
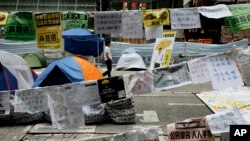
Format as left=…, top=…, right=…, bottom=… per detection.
left=62, top=29, right=104, bottom=57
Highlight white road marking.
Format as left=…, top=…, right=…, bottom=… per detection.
left=141, top=111, right=160, bottom=122
left=168, top=103, right=204, bottom=106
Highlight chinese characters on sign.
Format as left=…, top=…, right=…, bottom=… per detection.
left=207, top=54, right=244, bottom=90
left=4, top=12, right=36, bottom=40
left=122, top=10, right=143, bottom=38
left=14, top=88, right=48, bottom=114
left=143, top=9, right=170, bottom=27
left=198, top=4, right=232, bottom=19
left=145, top=26, right=163, bottom=40
left=170, top=8, right=201, bottom=29
left=0, top=91, right=10, bottom=115
left=62, top=11, right=88, bottom=31
left=94, top=11, right=122, bottom=34
left=35, top=12, right=62, bottom=49
left=187, top=58, right=211, bottom=84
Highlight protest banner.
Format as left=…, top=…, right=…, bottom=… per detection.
left=62, top=11, right=88, bottom=31
left=4, top=12, right=36, bottom=40
left=94, top=11, right=122, bottom=34
left=35, top=12, right=62, bottom=49
left=143, top=9, right=170, bottom=27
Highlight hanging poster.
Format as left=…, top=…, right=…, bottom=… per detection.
left=167, top=118, right=215, bottom=141
left=4, top=12, right=36, bottom=41
left=122, top=10, right=143, bottom=39
left=94, top=11, right=122, bottom=34
left=145, top=26, right=163, bottom=40
left=35, top=12, right=62, bottom=49
left=153, top=62, right=192, bottom=91
left=187, top=57, right=211, bottom=84
left=206, top=108, right=246, bottom=134
left=97, top=76, right=126, bottom=103
left=170, top=8, right=201, bottom=29
left=59, top=81, right=101, bottom=107
left=47, top=86, right=85, bottom=129
left=207, top=54, right=244, bottom=90
left=198, top=4, right=232, bottom=19
left=149, top=33, right=176, bottom=70
left=196, top=87, right=250, bottom=123
left=143, top=9, right=170, bottom=27
left=0, top=91, right=10, bottom=115
left=14, top=88, right=48, bottom=114
left=62, top=11, right=88, bottom=31
left=228, top=3, right=250, bottom=32
left=0, top=12, right=8, bottom=25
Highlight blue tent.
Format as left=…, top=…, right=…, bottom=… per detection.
left=62, top=29, right=104, bottom=57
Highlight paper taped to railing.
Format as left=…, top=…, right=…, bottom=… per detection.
left=145, top=26, right=163, bottom=40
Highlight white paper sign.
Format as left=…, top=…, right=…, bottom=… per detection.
left=128, top=71, right=153, bottom=94
left=207, top=54, right=244, bottom=90
left=14, top=88, right=48, bottom=114
left=122, top=10, right=143, bottom=38
left=187, top=57, right=211, bottom=84
left=47, top=86, right=85, bottom=130
left=206, top=108, right=246, bottom=134
left=0, top=91, right=10, bottom=115
left=60, top=81, right=101, bottom=108
left=170, top=8, right=201, bottom=29
left=198, top=4, right=232, bottom=19
left=138, top=128, right=160, bottom=141
left=145, top=26, right=163, bottom=40
left=94, top=11, right=122, bottom=34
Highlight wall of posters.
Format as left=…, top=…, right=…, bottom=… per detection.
left=4, top=12, right=36, bottom=41
left=143, top=9, right=170, bottom=27
left=62, top=11, right=88, bottom=31
left=35, top=12, right=62, bottom=49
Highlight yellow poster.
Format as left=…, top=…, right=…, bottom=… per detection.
left=162, top=49, right=172, bottom=67
left=0, top=12, right=9, bottom=25
left=163, top=31, right=176, bottom=38
left=143, top=9, right=170, bottom=27
left=35, top=12, right=62, bottom=49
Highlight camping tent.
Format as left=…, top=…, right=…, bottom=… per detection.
left=115, top=48, right=147, bottom=70
left=23, top=52, right=47, bottom=68
left=62, top=28, right=104, bottom=57
left=0, top=50, right=37, bottom=91
left=33, top=56, right=103, bottom=87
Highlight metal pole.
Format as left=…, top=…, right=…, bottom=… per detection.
left=36, top=0, right=40, bottom=12
left=100, top=0, right=102, bottom=11
left=15, top=0, right=19, bottom=11
left=57, top=0, right=60, bottom=11
left=75, top=0, right=78, bottom=11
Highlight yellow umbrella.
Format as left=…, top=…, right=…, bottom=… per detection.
left=155, top=39, right=172, bottom=50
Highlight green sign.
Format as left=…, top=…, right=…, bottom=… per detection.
left=62, top=11, right=88, bottom=31
left=228, top=4, right=250, bottom=32
left=4, top=12, right=36, bottom=41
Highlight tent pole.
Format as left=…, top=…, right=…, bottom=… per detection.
left=15, top=0, right=19, bottom=11
left=36, top=0, right=40, bottom=12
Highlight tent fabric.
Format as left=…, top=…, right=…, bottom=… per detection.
left=23, top=52, right=47, bottom=68
left=62, top=28, right=104, bottom=57
left=115, top=48, right=147, bottom=71
left=33, top=56, right=103, bottom=87
left=0, top=50, right=36, bottom=91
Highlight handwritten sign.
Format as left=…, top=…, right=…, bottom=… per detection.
left=47, top=86, right=85, bottom=129
left=94, top=11, right=122, bottom=34
left=0, top=91, right=10, bottom=115
left=187, top=57, right=211, bottom=84
left=60, top=81, right=101, bottom=107
left=4, top=12, right=36, bottom=41
left=122, top=10, right=143, bottom=38
left=145, top=26, right=163, bottom=40
left=153, top=62, right=192, bottom=91
left=14, top=88, right=48, bottom=114
left=128, top=71, right=153, bottom=94
left=198, top=4, right=232, bottom=19
left=62, top=11, right=88, bottom=31
left=228, top=3, right=250, bottom=32
left=206, top=108, right=246, bottom=134
left=35, top=12, right=62, bottom=49
left=170, top=8, right=201, bottom=29
left=143, top=9, right=170, bottom=27
left=0, top=12, right=8, bottom=25
left=207, top=54, right=244, bottom=90
left=97, top=76, right=126, bottom=103
left=167, top=118, right=215, bottom=141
